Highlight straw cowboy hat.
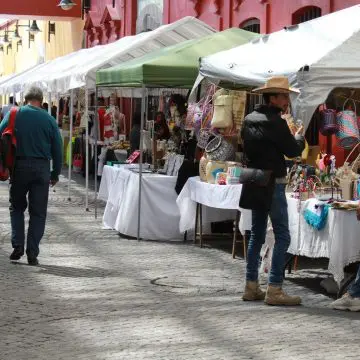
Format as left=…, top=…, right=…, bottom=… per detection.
left=253, top=76, right=300, bottom=94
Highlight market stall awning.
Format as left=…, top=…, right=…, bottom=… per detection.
left=96, top=28, right=257, bottom=88
left=198, top=5, right=360, bottom=129
left=0, top=16, right=215, bottom=96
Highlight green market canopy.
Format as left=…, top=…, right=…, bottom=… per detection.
left=96, top=28, right=258, bottom=89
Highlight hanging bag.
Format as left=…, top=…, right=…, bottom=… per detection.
left=336, top=98, right=360, bottom=149
left=197, top=85, right=216, bottom=149
left=211, top=94, right=234, bottom=129
left=319, top=104, right=338, bottom=136
left=73, top=154, right=83, bottom=173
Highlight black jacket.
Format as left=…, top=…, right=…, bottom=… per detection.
left=242, top=105, right=305, bottom=178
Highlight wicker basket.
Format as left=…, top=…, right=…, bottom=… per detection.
left=205, top=135, right=236, bottom=161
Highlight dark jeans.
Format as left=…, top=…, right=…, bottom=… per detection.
left=246, top=183, right=291, bottom=286
left=349, top=265, right=360, bottom=298
left=9, top=158, right=50, bottom=258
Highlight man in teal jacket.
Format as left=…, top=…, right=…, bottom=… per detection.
left=0, top=86, right=62, bottom=265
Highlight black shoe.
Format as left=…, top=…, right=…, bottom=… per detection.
left=27, top=256, right=39, bottom=266
left=10, top=247, right=24, bottom=261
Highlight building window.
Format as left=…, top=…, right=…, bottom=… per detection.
left=292, top=6, right=321, bottom=25
left=136, top=0, right=163, bottom=34
left=241, top=18, right=260, bottom=34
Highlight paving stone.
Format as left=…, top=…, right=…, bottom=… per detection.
left=0, top=172, right=359, bottom=359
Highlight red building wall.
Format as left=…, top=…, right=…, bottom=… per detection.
left=163, top=0, right=360, bottom=33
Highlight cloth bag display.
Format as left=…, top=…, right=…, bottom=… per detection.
left=319, top=105, right=338, bottom=136
left=230, top=90, right=247, bottom=130
left=336, top=99, right=360, bottom=149
left=194, top=85, right=216, bottom=149
left=73, top=155, right=83, bottom=173
left=211, top=95, right=233, bottom=129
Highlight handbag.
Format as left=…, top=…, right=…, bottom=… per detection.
left=336, top=98, right=360, bottom=149
left=238, top=168, right=273, bottom=187
left=205, top=135, right=235, bottom=161
left=73, top=154, right=83, bottom=173
left=239, top=138, right=275, bottom=211
left=211, top=95, right=233, bottom=128
left=319, top=105, right=338, bottom=136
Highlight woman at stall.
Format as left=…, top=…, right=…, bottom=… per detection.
left=154, top=112, right=170, bottom=141
left=130, top=112, right=141, bottom=153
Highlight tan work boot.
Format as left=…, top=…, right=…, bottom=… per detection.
left=242, top=281, right=266, bottom=301
left=265, top=285, right=302, bottom=306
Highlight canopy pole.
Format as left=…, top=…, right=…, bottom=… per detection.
left=56, top=94, right=60, bottom=125
left=85, top=87, right=90, bottom=212
left=48, top=92, right=52, bottom=115
left=137, top=85, right=146, bottom=241
left=68, top=89, right=74, bottom=201
left=94, top=87, right=99, bottom=219
left=130, top=90, right=133, bottom=131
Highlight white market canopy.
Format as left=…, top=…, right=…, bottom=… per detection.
left=0, top=73, right=15, bottom=86
left=198, top=4, right=360, bottom=129
left=0, top=17, right=215, bottom=96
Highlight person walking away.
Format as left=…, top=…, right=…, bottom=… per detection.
left=0, top=86, right=63, bottom=265
left=240, top=76, right=305, bottom=305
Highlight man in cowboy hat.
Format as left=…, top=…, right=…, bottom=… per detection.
left=240, top=76, right=305, bottom=306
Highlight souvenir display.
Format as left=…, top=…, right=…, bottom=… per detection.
left=336, top=99, right=360, bottom=149
left=206, top=160, right=227, bottom=184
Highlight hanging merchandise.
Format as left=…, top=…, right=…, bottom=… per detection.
left=230, top=90, right=247, bottom=131
left=185, top=102, right=202, bottom=131
left=205, top=135, right=236, bottom=161
left=211, top=93, right=233, bottom=129
left=191, top=85, right=216, bottom=134
left=196, top=85, right=216, bottom=149
left=319, top=105, right=338, bottom=136
left=73, top=155, right=83, bottom=173
left=336, top=98, right=360, bottom=149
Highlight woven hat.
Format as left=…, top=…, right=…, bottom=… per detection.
left=253, top=76, right=300, bottom=94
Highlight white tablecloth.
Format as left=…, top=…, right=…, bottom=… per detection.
left=176, top=177, right=252, bottom=235
left=176, top=177, right=360, bottom=285
left=100, top=166, right=182, bottom=241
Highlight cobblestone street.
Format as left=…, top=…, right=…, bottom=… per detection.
left=0, top=174, right=359, bottom=360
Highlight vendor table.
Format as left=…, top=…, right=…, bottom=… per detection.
left=99, top=165, right=182, bottom=241
left=177, top=177, right=252, bottom=257
left=286, top=196, right=360, bottom=285
left=177, top=177, right=360, bottom=285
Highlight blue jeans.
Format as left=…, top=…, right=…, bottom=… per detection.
left=246, top=183, right=291, bottom=286
left=9, top=158, right=50, bottom=258
left=348, top=265, right=360, bottom=298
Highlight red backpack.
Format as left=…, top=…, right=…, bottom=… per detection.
left=0, top=107, right=18, bottom=181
